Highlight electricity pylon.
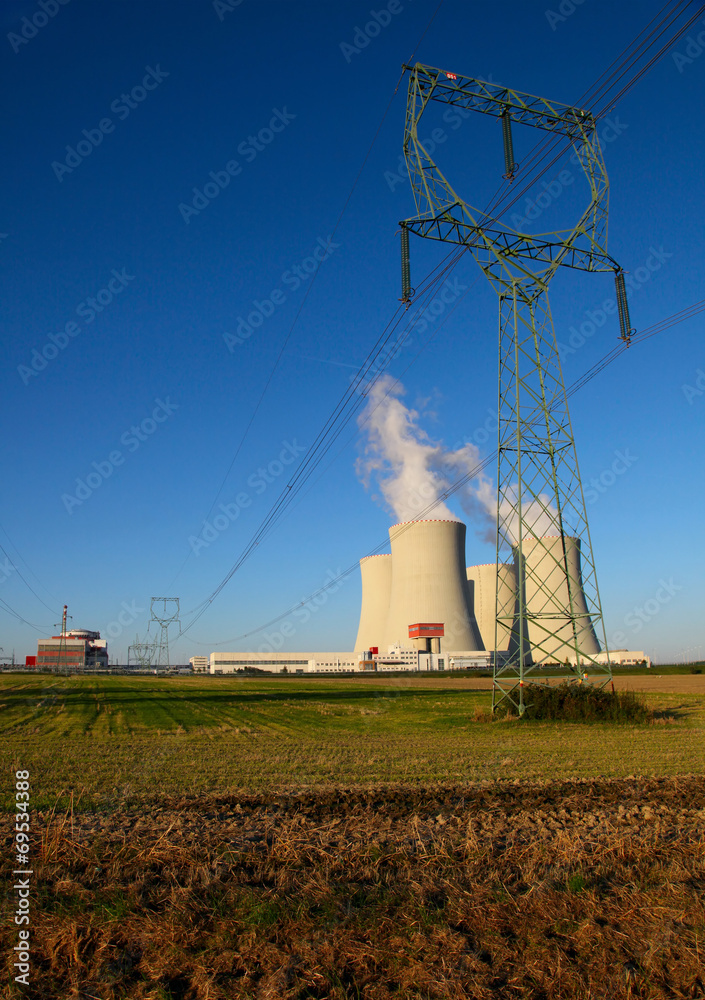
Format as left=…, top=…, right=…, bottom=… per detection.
left=148, top=598, right=180, bottom=670
left=399, top=64, right=634, bottom=715
left=128, top=634, right=158, bottom=670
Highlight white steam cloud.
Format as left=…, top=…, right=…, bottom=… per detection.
left=356, top=375, right=559, bottom=544
left=356, top=376, right=489, bottom=524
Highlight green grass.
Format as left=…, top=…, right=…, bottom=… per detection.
left=0, top=673, right=493, bottom=737
left=1, top=673, right=704, bottom=810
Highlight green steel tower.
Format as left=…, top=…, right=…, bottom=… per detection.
left=399, top=64, right=634, bottom=714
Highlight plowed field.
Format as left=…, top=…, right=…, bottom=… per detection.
left=3, top=776, right=704, bottom=999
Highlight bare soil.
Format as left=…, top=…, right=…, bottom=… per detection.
left=395, top=675, right=705, bottom=694
left=3, top=776, right=704, bottom=999
left=611, top=675, right=705, bottom=694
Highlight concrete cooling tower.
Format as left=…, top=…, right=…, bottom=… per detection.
left=516, top=535, right=600, bottom=663
left=353, top=554, right=392, bottom=652
left=466, top=562, right=517, bottom=651
left=384, top=519, right=483, bottom=651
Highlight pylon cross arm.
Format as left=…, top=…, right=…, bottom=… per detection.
left=403, top=213, right=619, bottom=275
left=409, top=64, right=595, bottom=137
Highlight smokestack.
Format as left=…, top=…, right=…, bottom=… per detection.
left=384, top=520, right=483, bottom=651
left=466, top=563, right=517, bottom=651
left=516, top=535, right=599, bottom=663
left=354, top=554, right=392, bottom=652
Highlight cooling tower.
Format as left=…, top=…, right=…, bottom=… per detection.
left=516, top=535, right=600, bottom=663
left=466, top=562, right=517, bottom=651
left=354, top=554, right=392, bottom=652
left=384, top=520, right=483, bottom=651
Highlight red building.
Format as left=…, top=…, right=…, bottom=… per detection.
left=35, top=629, right=109, bottom=671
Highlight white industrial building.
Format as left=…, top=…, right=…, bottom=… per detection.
left=591, top=650, right=651, bottom=668
left=209, top=647, right=477, bottom=674
left=210, top=652, right=359, bottom=674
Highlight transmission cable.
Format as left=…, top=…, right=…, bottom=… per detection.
left=193, top=293, right=703, bottom=646
left=174, top=3, right=700, bottom=642
left=486, top=0, right=702, bottom=223
left=0, top=537, right=60, bottom=617
left=0, top=595, right=56, bottom=633
left=166, top=1, right=446, bottom=591
left=178, top=246, right=469, bottom=629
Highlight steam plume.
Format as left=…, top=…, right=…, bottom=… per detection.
left=356, top=376, right=486, bottom=524
left=356, top=376, right=558, bottom=544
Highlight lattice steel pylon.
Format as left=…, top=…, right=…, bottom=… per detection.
left=128, top=634, right=158, bottom=670
left=399, top=64, right=635, bottom=714
left=148, top=598, right=180, bottom=670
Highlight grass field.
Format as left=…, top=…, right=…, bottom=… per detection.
left=1, top=672, right=705, bottom=810
left=2, top=673, right=704, bottom=998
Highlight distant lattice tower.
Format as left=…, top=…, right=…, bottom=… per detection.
left=399, top=64, right=635, bottom=713
left=128, top=634, right=158, bottom=670
left=148, top=598, right=180, bottom=669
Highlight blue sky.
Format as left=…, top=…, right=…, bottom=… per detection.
left=1, top=0, right=703, bottom=664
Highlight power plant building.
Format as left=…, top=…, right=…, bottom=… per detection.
left=36, top=629, right=108, bottom=671
left=352, top=518, right=608, bottom=667
left=208, top=519, right=647, bottom=673
left=210, top=647, right=457, bottom=674
left=466, top=562, right=517, bottom=652
left=383, top=520, right=484, bottom=651
left=516, top=535, right=599, bottom=664
left=210, top=652, right=360, bottom=674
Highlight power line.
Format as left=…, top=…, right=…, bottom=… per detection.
left=178, top=246, right=468, bottom=631
left=0, top=538, right=60, bottom=617
left=486, top=1, right=700, bottom=223
left=165, top=1, right=446, bottom=593
left=192, top=292, right=703, bottom=647
left=565, top=298, right=705, bottom=400
left=176, top=4, right=700, bottom=640
left=0, top=595, right=55, bottom=633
